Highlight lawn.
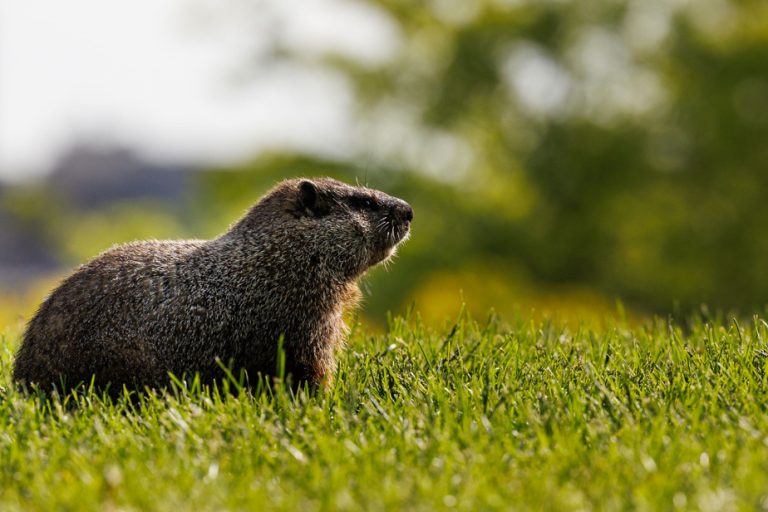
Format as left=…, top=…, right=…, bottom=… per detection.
left=2, top=311, right=768, bottom=511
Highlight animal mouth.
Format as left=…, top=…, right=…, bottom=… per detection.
left=384, top=215, right=411, bottom=245
left=392, top=220, right=411, bottom=246
left=371, top=219, right=410, bottom=266
left=369, top=201, right=412, bottom=267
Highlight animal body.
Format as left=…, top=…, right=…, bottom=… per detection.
left=13, top=178, right=412, bottom=393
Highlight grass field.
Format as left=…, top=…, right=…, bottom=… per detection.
left=2, top=311, right=768, bottom=511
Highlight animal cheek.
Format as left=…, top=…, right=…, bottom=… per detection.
left=349, top=216, right=368, bottom=238
left=347, top=225, right=370, bottom=262
left=349, top=210, right=367, bottom=226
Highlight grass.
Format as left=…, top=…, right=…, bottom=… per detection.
left=2, top=310, right=768, bottom=511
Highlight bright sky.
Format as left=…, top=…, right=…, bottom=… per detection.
left=0, top=0, right=399, bottom=182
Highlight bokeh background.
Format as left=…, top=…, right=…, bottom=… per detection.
left=2, top=0, right=768, bottom=330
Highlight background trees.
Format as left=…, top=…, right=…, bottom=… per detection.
left=3, top=0, right=768, bottom=324
left=198, top=0, right=768, bottom=319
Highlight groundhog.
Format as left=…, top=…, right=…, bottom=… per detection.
left=12, top=177, right=413, bottom=394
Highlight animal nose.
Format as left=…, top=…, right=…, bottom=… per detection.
left=394, top=201, right=413, bottom=223
left=404, top=204, right=413, bottom=222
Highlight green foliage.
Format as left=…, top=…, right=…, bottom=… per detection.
left=258, top=0, right=768, bottom=314
left=57, top=201, right=188, bottom=263
left=4, top=0, right=767, bottom=327
left=3, top=312, right=768, bottom=510
left=0, top=186, right=190, bottom=265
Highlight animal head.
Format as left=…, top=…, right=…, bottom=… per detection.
left=237, top=177, right=413, bottom=279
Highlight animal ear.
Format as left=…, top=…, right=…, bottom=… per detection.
left=297, top=180, right=323, bottom=215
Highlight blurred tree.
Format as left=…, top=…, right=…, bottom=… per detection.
left=221, top=0, right=768, bottom=315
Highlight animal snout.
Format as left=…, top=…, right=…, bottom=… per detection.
left=404, top=204, right=414, bottom=222
left=392, top=201, right=413, bottom=224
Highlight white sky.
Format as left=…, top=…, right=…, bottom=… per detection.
left=0, top=0, right=399, bottom=182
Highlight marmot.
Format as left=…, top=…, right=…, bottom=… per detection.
left=12, top=178, right=413, bottom=393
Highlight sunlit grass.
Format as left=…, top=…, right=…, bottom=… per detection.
left=2, top=311, right=768, bottom=510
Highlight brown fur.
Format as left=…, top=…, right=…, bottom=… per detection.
left=12, top=178, right=412, bottom=393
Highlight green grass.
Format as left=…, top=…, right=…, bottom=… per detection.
left=3, top=311, right=768, bottom=511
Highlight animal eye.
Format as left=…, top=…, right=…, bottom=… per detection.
left=350, top=196, right=378, bottom=210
